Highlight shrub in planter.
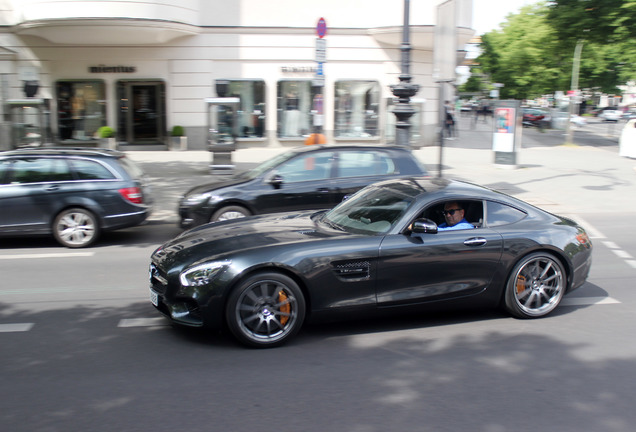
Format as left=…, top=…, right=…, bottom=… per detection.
left=97, top=126, right=115, bottom=138
left=171, top=125, right=185, bottom=137
left=170, top=126, right=187, bottom=150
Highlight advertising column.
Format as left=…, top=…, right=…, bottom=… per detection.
left=492, top=100, right=521, bottom=167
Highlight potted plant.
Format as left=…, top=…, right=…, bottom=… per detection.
left=170, top=125, right=187, bottom=151
left=97, top=126, right=117, bottom=150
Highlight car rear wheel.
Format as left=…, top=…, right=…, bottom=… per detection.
left=226, top=272, right=305, bottom=348
left=53, top=208, right=99, bottom=248
left=504, top=252, right=566, bottom=318
left=211, top=205, right=251, bottom=222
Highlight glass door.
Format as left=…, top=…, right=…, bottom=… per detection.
left=117, top=81, right=166, bottom=144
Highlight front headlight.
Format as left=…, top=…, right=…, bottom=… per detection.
left=182, top=193, right=223, bottom=207
left=179, top=261, right=231, bottom=287
left=182, top=193, right=210, bottom=206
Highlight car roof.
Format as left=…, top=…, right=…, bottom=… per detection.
left=289, top=144, right=414, bottom=155
left=372, top=176, right=525, bottom=205
left=0, top=147, right=124, bottom=159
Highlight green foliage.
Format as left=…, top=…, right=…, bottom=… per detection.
left=97, top=126, right=115, bottom=138
left=171, top=125, right=185, bottom=136
left=473, top=0, right=636, bottom=99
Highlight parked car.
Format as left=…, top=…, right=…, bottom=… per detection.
left=150, top=177, right=593, bottom=348
left=0, top=147, right=153, bottom=247
left=522, top=108, right=551, bottom=129
left=178, top=144, right=428, bottom=229
left=598, top=107, right=622, bottom=122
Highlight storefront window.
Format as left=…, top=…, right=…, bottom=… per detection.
left=334, top=80, right=380, bottom=138
left=277, top=80, right=319, bottom=138
left=56, top=81, right=106, bottom=141
left=223, top=80, right=265, bottom=138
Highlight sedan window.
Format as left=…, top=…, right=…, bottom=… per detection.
left=0, top=160, right=9, bottom=184
left=486, top=201, right=527, bottom=226
left=337, top=151, right=395, bottom=178
left=275, top=152, right=333, bottom=183
left=9, top=158, right=73, bottom=184
left=70, top=159, right=116, bottom=180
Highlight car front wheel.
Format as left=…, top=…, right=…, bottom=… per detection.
left=504, top=252, right=566, bottom=318
left=53, top=208, right=99, bottom=248
left=226, top=272, right=306, bottom=348
left=211, top=205, right=251, bottom=222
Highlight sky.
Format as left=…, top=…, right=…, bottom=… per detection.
left=472, top=0, right=536, bottom=35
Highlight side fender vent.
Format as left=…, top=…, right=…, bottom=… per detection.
left=332, top=261, right=371, bottom=280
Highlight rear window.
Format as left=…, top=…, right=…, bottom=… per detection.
left=337, top=151, right=396, bottom=178
left=69, top=159, right=116, bottom=180
left=117, top=156, right=145, bottom=180
left=486, top=201, right=527, bottom=227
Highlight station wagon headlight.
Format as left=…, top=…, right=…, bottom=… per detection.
left=180, top=261, right=231, bottom=287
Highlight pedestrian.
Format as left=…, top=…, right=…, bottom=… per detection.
left=444, top=100, right=456, bottom=139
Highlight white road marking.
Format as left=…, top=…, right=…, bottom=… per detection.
left=611, top=249, right=634, bottom=259
left=0, top=323, right=34, bottom=332
left=561, top=296, right=621, bottom=307
left=118, top=318, right=169, bottom=328
left=0, top=252, right=94, bottom=260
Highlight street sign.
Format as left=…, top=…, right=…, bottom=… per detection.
left=316, top=17, right=327, bottom=38
left=315, top=38, right=326, bottom=63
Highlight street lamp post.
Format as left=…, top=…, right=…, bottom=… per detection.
left=565, top=40, right=583, bottom=145
left=390, top=0, right=420, bottom=147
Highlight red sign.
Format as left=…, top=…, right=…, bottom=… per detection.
left=316, top=17, right=327, bottom=38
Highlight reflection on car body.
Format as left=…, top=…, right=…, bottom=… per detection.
left=178, top=144, right=427, bottom=229
left=150, top=177, right=593, bottom=348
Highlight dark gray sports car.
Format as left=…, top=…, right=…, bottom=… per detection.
left=149, top=177, right=593, bottom=348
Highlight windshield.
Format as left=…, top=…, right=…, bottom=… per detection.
left=236, top=149, right=298, bottom=180
left=321, top=183, right=416, bottom=235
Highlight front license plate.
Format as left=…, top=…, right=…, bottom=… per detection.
left=149, top=288, right=159, bottom=307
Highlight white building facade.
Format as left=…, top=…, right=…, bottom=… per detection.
left=0, top=0, right=474, bottom=150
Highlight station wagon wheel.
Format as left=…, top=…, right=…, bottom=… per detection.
left=211, top=205, right=251, bottom=222
left=504, top=252, right=566, bottom=318
left=53, top=208, right=99, bottom=248
left=226, top=272, right=305, bottom=348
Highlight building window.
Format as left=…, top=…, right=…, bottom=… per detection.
left=223, top=80, right=266, bottom=138
left=277, top=80, right=319, bottom=138
left=334, top=80, right=380, bottom=138
left=56, top=81, right=106, bottom=141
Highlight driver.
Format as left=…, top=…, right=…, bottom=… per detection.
left=438, top=201, right=474, bottom=231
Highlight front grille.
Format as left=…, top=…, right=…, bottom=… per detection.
left=149, top=263, right=168, bottom=294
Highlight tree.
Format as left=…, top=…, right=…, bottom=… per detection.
left=473, top=0, right=636, bottom=98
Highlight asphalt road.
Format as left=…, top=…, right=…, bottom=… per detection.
left=2, top=118, right=636, bottom=432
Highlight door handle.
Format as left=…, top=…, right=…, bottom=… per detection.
left=45, top=185, right=59, bottom=192
left=316, top=188, right=330, bottom=193
left=464, top=237, right=487, bottom=247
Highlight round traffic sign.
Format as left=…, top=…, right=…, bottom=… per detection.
left=317, top=17, right=327, bottom=38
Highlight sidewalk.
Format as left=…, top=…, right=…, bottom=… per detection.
left=127, top=116, right=636, bottom=219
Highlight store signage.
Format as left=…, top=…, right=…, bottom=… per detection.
left=89, top=65, right=136, bottom=73
left=281, top=66, right=317, bottom=73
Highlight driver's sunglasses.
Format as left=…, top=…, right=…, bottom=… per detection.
left=441, top=208, right=462, bottom=216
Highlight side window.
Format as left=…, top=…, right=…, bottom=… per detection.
left=9, top=158, right=72, bottom=184
left=276, top=152, right=333, bottom=183
left=486, top=201, right=527, bottom=226
left=419, top=200, right=483, bottom=229
left=337, top=151, right=396, bottom=178
left=0, top=160, right=9, bottom=184
left=70, top=159, right=116, bottom=180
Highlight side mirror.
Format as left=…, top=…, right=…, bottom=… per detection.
left=269, top=174, right=284, bottom=189
left=411, top=218, right=438, bottom=234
